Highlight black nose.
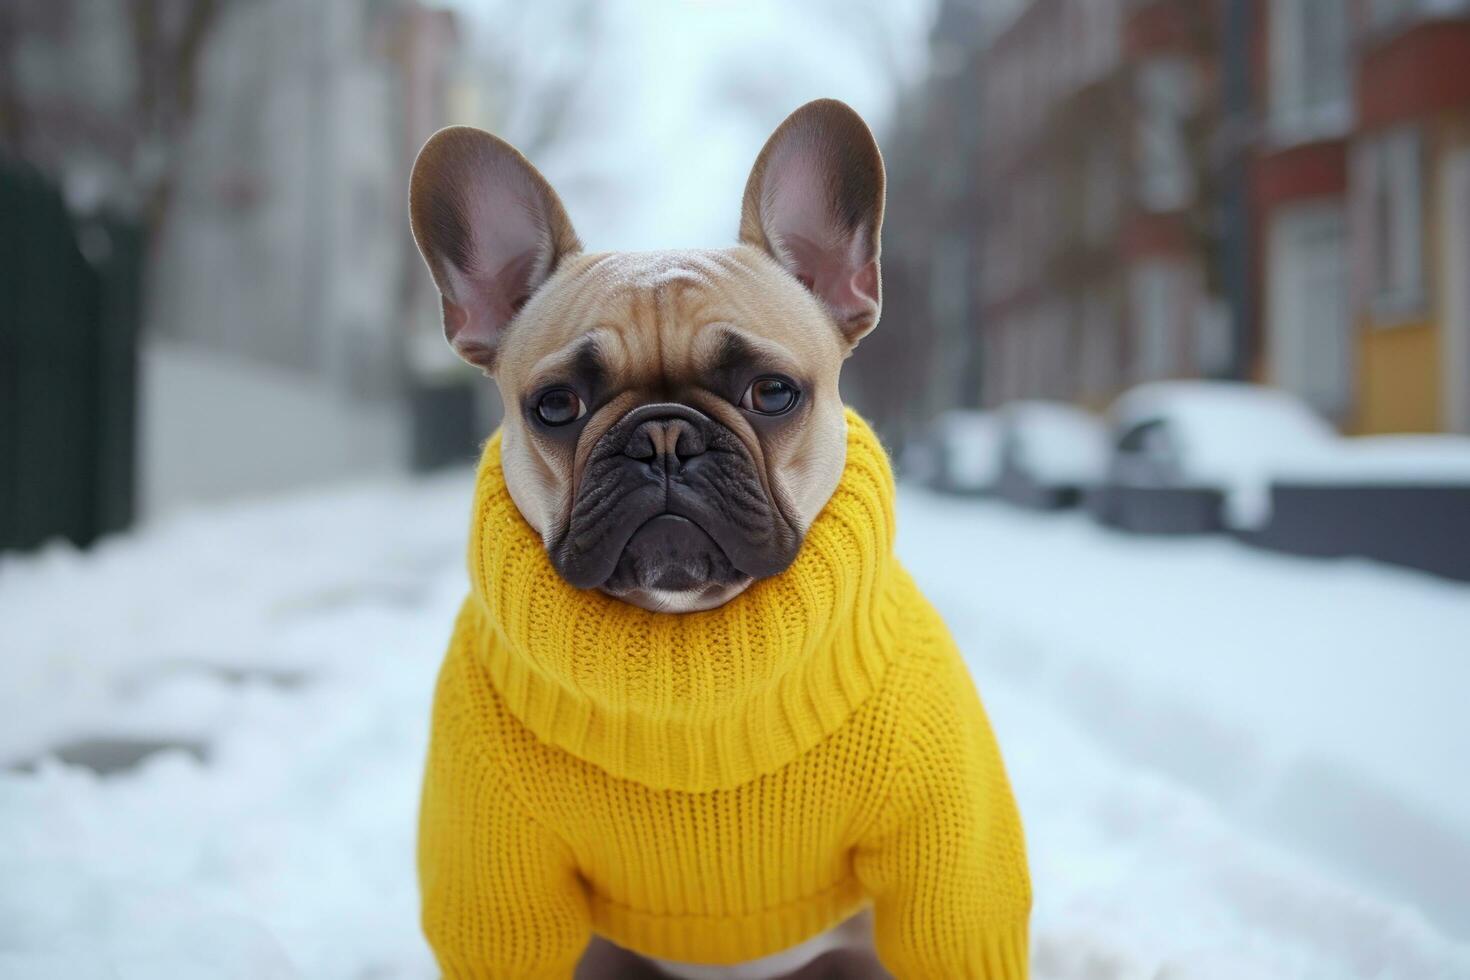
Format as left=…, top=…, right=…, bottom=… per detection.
left=621, top=405, right=710, bottom=471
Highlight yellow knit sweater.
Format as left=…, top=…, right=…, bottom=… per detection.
left=419, top=411, right=1030, bottom=979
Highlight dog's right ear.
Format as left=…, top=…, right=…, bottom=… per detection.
left=409, top=127, right=581, bottom=373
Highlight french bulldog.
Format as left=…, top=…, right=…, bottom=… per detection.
left=410, top=99, right=889, bottom=978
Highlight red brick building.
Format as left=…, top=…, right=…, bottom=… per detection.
left=1254, top=0, right=1470, bottom=433
left=977, top=0, right=1470, bottom=433
left=978, top=0, right=1226, bottom=410
left=1347, top=1, right=1470, bottom=433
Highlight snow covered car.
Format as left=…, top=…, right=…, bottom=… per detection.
left=993, top=401, right=1109, bottom=510
left=1087, top=381, right=1337, bottom=534
left=920, top=410, right=1004, bottom=495
left=1244, top=435, right=1470, bottom=581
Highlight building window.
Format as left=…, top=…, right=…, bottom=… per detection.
left=1358, top=126, right=1426, bottom=321
left=1083, top=136, right=1121, bottom=245
left=1268, top=203, right=1353, bottom=417
left=1129, top=259, right=1195, bottom=382
left=1368, top=0, right=1411, bottom=25
left=1080, top=285, right=1120, bottom=398
left=1036, top=301, right=1073, bottom=398
left=1078, top=0, right=1120, bottom=86
left=1194, top=297, right=1234, bottom=378
left=1135, top=57, right=1196, bottom=213
left=1269, top=0, right=1351, bottom=143
left=998, top=315, right=1026, bottom=405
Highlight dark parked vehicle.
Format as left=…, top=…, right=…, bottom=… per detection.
left=1244, top=436, right=1470, bottom=582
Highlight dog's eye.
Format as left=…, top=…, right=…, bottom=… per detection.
left=535, top=387, right=584, bottom=426
left=740, top=377, right=799, bottom=415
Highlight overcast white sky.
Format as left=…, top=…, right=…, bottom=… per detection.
left=442, top=0, right=938, bottom=251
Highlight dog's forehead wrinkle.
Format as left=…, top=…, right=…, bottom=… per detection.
left=554, top=251, right=740, bottom=388
left=583, top=248, right=729, bottom=291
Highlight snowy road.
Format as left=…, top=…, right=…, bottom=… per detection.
left=2, top=472, right=1468, bottom=978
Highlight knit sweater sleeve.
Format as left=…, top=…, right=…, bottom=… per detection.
left=853, top=652, right=1032, bottom=979
left=418, top=634, right=591, bottom=979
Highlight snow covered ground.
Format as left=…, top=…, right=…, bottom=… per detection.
left=3, top=471, right=1469, bottom=978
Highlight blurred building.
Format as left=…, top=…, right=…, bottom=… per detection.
left=1343, top=1, right=1470, bottom=433
left=143, top=0, right=490, bottom=513
left=971, top=0, right=1470, bottom=435
left=977, top=0, right=1230, bottom=413
left=2, top=0, right=179, bottom=548
left=2, top=0, right=492, bottom=536
left=852, top=0, right=994, bottom=445
left=1256, top=0, right=1470, bottom=434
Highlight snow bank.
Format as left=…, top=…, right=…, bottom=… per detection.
left=1273, top=434, right=1470, bottom=485
left=0, top=472, right=473, bottom=978
left=898, top=491, right=1470, bottom=954
left=986, top=669, right=1469, bottom=980
left=140, top=341, right=407, bottom=517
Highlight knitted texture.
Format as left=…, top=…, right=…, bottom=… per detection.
left=419, top=410, right=1031, bottom=978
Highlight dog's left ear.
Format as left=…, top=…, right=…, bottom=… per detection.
left=739, top=99, right=886, bottom=348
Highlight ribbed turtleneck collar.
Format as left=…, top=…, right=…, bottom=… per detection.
left=465, top=409, right=901, bottom=792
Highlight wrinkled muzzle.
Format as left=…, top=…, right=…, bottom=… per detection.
left=550, top=403, right=801, bottom=596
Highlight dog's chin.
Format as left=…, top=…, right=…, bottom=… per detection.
left=597, top=514, right=755, bottom=613
left=605, top=579, right=754, bottom=613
